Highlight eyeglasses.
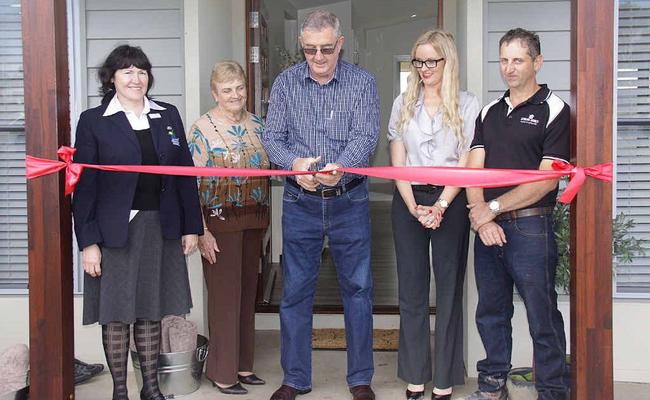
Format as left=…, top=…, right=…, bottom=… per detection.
left=302, top=38, right=340, bottom=56
left=303, top=47, right=337, bottom=56
left=411, top=58, right=445, bottom=69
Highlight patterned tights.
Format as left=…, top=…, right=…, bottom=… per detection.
left=102, top=320, right=162, bottom=400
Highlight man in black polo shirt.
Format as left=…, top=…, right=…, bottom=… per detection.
left=463, top=28, right=569, bottom=400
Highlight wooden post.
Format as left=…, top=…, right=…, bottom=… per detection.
left=570, top=0, right=614, bottom=399
left=21, top=0, right=74, bottom=398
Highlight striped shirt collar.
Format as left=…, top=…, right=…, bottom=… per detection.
left=300, top=60, right=344, bottom=85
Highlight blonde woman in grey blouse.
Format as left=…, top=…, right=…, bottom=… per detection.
left=387, top=30, right=480, bottom=400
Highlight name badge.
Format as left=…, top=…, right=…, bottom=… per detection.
left=149, top=113, right=161, bottom=119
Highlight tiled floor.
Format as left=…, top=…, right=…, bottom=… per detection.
left=75, top=331, right=647, bottom=400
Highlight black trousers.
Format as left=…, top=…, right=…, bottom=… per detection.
left=391, top=187, right=470, bottom=388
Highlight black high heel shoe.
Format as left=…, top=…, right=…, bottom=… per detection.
left=406, top=388, right=425, bottom=400
left=139, top=390, right=166, bottom=400
left=212, top=381, right=249, bottom=395
left=238, top=373, right=266, bottom=385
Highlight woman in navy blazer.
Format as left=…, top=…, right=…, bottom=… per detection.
left=72, top=45, right=202, bottom=400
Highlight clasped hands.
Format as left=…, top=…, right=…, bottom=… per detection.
left=410, top=204, right=445, bottom=230
left=467, top=201, right=507, bottom=247
left=292, top=156, right=343, bottom=190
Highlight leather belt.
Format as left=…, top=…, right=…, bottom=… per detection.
left=495, top=206, right=554, bottom=222
left=412, top=184, right=439, bottom=193
left=286, top=177, right=365, bottom=199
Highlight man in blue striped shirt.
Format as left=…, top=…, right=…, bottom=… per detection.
left=262, top=9, right=380, bottom=400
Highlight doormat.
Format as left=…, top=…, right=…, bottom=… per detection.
left=312, top=328, right=399, bottom=351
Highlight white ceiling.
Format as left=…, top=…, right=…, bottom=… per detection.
left=286, top=0, right=437, bottom=30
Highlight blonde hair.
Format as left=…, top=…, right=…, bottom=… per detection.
left=397, top=30, right=464, bottom=152
left=210, top=61, right=247, bottom=93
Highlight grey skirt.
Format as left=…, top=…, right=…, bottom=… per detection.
left=83, top=210, right=193, bottom=325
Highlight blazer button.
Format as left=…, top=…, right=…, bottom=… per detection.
left=159, top=153, right=165, bottom=159
left=161, top=187, right=166, bottom=192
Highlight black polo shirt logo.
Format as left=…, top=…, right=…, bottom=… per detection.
left=520, top=113, right=539, bottom=126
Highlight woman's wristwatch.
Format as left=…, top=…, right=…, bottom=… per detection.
left=435, top=198, right=449, bottom=211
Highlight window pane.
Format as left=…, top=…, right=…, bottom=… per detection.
left=399, top=61, right=410, bottom=94
left=615, top=0, right=650, bottom=296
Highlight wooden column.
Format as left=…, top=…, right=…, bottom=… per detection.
left=21, top=0, right=74, bottom=399
left=570, top=1, right=614, bottom=399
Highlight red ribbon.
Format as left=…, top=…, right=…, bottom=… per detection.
left=25, top=146, right=612, bottom=204
left=552, top=160, right=613, bottom=203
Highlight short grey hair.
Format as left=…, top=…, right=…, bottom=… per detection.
left=300, top=9, right=341, bottom=38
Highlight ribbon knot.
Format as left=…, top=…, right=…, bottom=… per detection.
left=554, top=160, right=613, bottom=204
left=58, top=146, right=84, bottom=195
left=25, top=146, right=84, bottom=195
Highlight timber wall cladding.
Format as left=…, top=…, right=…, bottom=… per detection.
left=484, top=0, right=570, bottom=103
left=83, top=0, right=186, bottom=121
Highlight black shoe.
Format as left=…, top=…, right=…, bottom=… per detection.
left=213, top=381, right=248, bottom=395
left=139, top=390, right=166, bottom=400
left=73, top=358, right=104, bottom=385
left=406, top=388, right=424, bottom=399
left=432, top=393, right=451, bottom=400
left=238, top=373, right=266, bottom=385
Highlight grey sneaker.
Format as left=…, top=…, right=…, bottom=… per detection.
left=460, top=389, right=507, bottom=400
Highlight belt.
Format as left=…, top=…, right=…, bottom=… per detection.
left=495, top=206, right=554, bottom=222
left=412, top=184, right=439, bottom=193
left=286, top=177, right=365, bottom=199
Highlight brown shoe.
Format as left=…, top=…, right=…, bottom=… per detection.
left=269, top=384, right=312, bottom=400
left=350, top=385, right=376, bottom=400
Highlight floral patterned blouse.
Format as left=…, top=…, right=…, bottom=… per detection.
left=187, top=111, right=270, bottom=233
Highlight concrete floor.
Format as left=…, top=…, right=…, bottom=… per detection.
left=75, top=331, right=647, bottom=400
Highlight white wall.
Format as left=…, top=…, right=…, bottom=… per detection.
left=0, top=296, right=104, bottom=364
left=363, top=18, right=435, bottom=169
left=83, top=0, right=186, bottom=117
left=297, top=0, right=354, bottom=63
left=613, top=301, right=650, bottom=382
left=185, top=0, right=247, bottom=124
left=484, top=0, right=570, bottom=103
left=455, top=0, right=484, bottom=380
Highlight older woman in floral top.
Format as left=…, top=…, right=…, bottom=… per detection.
left=186, top=61, right=269, bottom=396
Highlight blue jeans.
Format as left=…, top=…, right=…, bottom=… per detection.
left=280, top=181, right=374, bottom=390
left=474, top=215, right=568, bottom=400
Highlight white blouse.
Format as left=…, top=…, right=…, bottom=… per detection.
left=387, top=90, right=480, bottom=167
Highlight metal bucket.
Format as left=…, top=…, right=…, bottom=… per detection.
left=131, top=334, right=208, bottom=398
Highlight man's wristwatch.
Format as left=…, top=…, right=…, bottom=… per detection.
left=436, top=198, right=449, bottom=210
left=488, top=199, right=501, bottom=214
